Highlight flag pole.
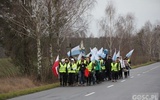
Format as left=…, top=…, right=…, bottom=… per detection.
left=66, top=43, right=73, bottom=57
left=69, top=43, right=72, bottom=57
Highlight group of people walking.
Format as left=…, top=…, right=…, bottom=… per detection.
left=58, top=55, right=131, bottom=86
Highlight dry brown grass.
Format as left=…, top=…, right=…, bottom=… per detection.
left=0, top=77, right=36, bottom=94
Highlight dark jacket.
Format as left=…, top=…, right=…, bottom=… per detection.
left=105, top=59, right=113, bottom=71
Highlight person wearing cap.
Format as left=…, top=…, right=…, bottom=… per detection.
left=68, top=58, right=77, bottom=86
left=59, top=58, right=67, bottom=86
left=64, top=58, right=70, bottom=86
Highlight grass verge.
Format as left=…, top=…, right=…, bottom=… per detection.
left=131, top=61, right=156, bottom=69
left=0, top=82, right=60, bottom=100
left=0, top=58, right=20, bottom=77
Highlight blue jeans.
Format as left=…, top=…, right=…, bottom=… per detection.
left=79, top=71, right=85, bottom=84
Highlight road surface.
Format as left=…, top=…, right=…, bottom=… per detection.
left=9, top=62, right=160, bottom=100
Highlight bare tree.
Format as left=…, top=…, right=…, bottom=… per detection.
left=136, top=21, right=154, bottom=61
left=142, top=21, right=154, bottom=61
left=2, top=0, right=95, bottom=78
left=154, top=25, right=160, bottom=60
left=124, top=13, right=135, bottom=50
left=46, top=0, right=95, bottom=66
left=115, top=13, right=135, bottom=51
left=99, top=1, right=116, bottom=55
left=115, top=15, right=126, bottom=51
left=5, top=0, right=49, bottom=79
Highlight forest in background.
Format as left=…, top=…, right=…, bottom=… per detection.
left=0, top=0, right=160, bottom=83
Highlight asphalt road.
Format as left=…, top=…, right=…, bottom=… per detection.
left=9, top=62, right=160, bottom=100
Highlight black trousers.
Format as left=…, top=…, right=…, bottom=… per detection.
left=75, top=73, right=79, bottom=83
left=102, top=70, right=106, bottom=80
left=87, top=72, right=95, bottom=85
left=68, top=73, right=75, bottom=86
left=112, top=71, right=118, bottom=80
left=60, top=73, right=68, bottom=86
left=99, top=71, right=103, bottom=81
left=106, top=69, right=111, bottom=80
left=59, top=73, right=63, bottom=86
left=79, top=71, right=86, bottom=84
left=95, top=70, right=101, bottom=83
left=63, top=73, right=68, bottom=86
left=118, top=69, right=123, bottom=79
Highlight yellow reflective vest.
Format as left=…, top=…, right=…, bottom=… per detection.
left=77, top=60, right=87, bottom=65
left=86, top=62, right=93, bottom=72
left=100, top=59, right=105, bottom=70
left=117, top=62, right=121, bottom=71
left=68, top=63, right=77, bottom=73
left=128, top=59, right=131, bottom=64
left=77, top=60, right=87, bottom=71
left=59, top=63, right=67, bottom=73
left=111, top=62, right=118, bottom=72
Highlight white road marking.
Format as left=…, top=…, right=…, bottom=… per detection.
left=85, top=92, right=95, bottom=97
left=153, top=66, right=159, bottom=69
left=151, top=67, right=157, bottom=70
left=143, top=72, right=146, bottom=74
left=130, top=76, right=134, bottom=78
left=146, top=70, right=150, bottom=73
left=137, top=74, right=141, bottom=76
left=143, top=70, right=149, bottom=74
left=121, top=80, right=126, bottom=82
left=149, top=66, right=159, bottom=71
left=107, top=85, right=114, bottom=88
left=149, top=67, right=158, bottom=71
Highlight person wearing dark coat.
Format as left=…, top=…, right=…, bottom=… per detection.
left=105, top=56, right=113, bottom=81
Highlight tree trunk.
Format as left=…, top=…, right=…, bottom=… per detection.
left=23, top=35, right=30, bottom=75
left=48, top=1, right=54, bottom=67
left=49, top=43, right=53, bottom=66
left=55, top=0, right=60, bottom=55
left=109, top=37, right=112, bottom=55
left=37, top=36, right=42, bottom=80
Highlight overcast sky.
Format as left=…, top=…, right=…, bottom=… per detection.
left=89, top=0, right=160, bottom=37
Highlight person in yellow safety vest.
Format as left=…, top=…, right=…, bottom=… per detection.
left=126, top=57, right=131, bottom=76
left=68, top=58, right=77, bottom=86
left=74, top=59, right=79, bottom=84
left=99, top=56, right=106, bottom=81
left=59, top=59, right=67, bottom=86
left=116, top=57, right=122, bottom=79
left=128, top=58, right=131, bottom=65
left=86, top=57, right=95, bottom=85
left=65, top=58, right=70, bottom=86
left=77, top=56, right=87, bottom=66
left=111, top=61, right=119, bottom=82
